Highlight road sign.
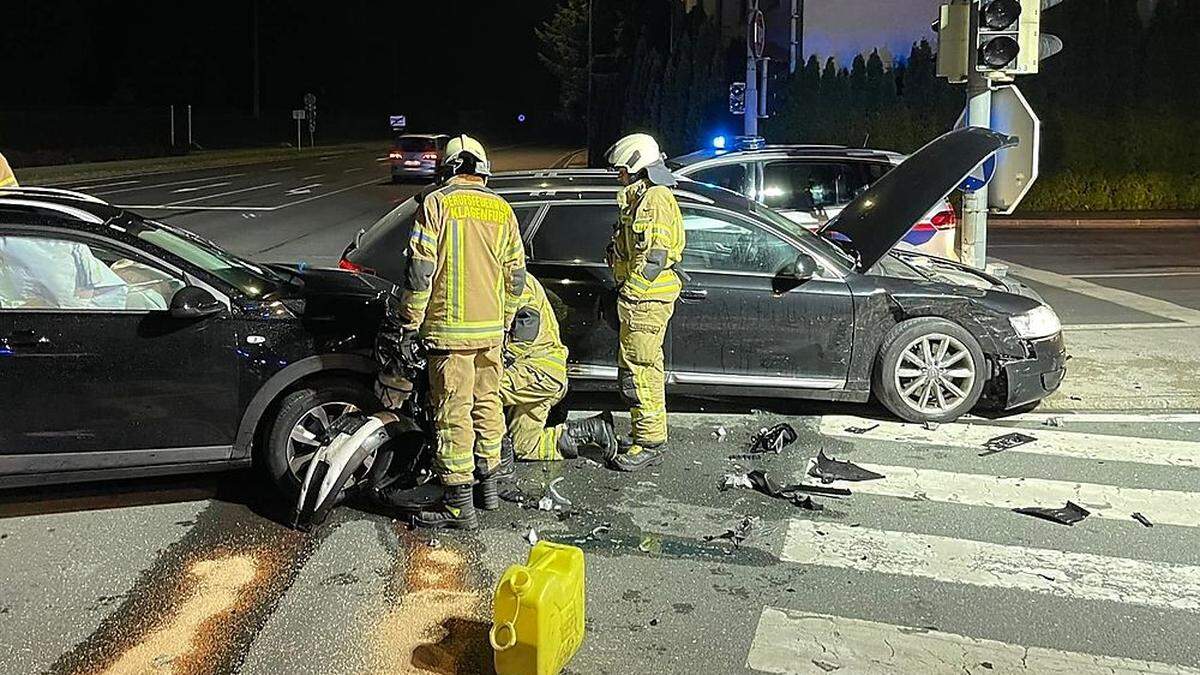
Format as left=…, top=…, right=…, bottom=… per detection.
left=749, top=9, right=766, bottom=59
left=389, top=115, right=407, bottom=129
left=954, top=84, right=1041, bottom=213
left=292, top=109, right=306, bottom=120
left=304, top=93, right=317, bottom=135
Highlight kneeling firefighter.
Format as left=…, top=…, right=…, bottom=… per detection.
left=604, top=133, right=686, bottom=472
left=499, top=274, right=617, bottom=468
left=377, top=134, right=526, bottom=531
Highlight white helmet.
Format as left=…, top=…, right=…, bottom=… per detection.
left=444, top=134, right=491, bottom=176
left=605, top=133, right=664, bottom=174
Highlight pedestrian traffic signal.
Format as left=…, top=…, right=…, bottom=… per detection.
left=976, top=0, right=1064, bottom=78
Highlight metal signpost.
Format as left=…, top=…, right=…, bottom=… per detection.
left=744, top=4, right=765, bottom=137
left=292, top=109, right=306, bottom=150
left=304, top=93, right=317, bottom=148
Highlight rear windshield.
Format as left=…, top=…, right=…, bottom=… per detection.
left=397, top=137, right=436, bottom=152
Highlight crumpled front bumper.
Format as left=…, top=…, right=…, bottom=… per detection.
left=999, top=332, right=1068, bottom=409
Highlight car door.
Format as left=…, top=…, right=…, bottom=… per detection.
left=0, top=227, right=239, bottom=467
left=670, top=205, right=855, bottom=387
left=525, top=202, right=628, bottom=384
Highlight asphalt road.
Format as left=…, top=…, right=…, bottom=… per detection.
left=4, top=155, right=1200, bottom=674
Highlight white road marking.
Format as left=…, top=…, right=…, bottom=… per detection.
left=73, top=179, right=139, bottom=190
left=117, top=177, right=379, bottom=212
left=375, top=156, right=390, bottom=162
left=268, top=165, right=296, bottom=172
left=300, top=174, right=324, bottom=181
left=818, top=415, right=1200, bottom=467
left=160, top=182, right=281, bottom=207
left=799, top=463, right=1200, bottom=527
left=1076, top=270, right=1200, bottom=279
left=1001, top=259, right=1200, bottom=324
left=747, top=607, right=1200, bottom=674
left=344, top=167, right=364, bottom=173
left=966, top=411, right=1200, bottom=424
left=782, top=520, right=1200, bottom=612
left=285, top=183, right=322, bottom=195
left=1064, top=322, right=1194, bottom=331
left=271, top=177, right=381, bottom=208
left=170, top=181, right=232, bottom=194
left=91, top=173, right=248, bottom=196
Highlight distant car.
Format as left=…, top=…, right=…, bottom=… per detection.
left=390, top=134, right=450, bottom=183
left=670, top=137, right=959, bottom=260
left=0, top=187, right=390, bottom=491
left=343, top=128, right=1066, bottom=424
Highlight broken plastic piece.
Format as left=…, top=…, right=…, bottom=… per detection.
left=499, top=487, right=528, bottom=506
left=795, top=496, right=823, bottom=511
left=749, top=423, right=798, bottom=454
left=536, top=477, right=572, bottom=513
left=923, top=421, right=940, bottom=431
left=746, top=470, right=850, bottom=503
left=1132, top=512, right=1153, bottom=528
left=703, top=515, right=759, bottom=547
left=980, top=432, right=1037, bottom=456
left=844, top=424, right=880, bottom=435
left=718, top=473, right=754, bottom=492
left=808, top=450, right=885, bottom=483
left=1013, top=501, right=1090, bottom=526
left=525, top=528, right=540, bottom=545
left=712, top=426, right=728, bottom=441
left=1044, top=416, right=1064, bottom=428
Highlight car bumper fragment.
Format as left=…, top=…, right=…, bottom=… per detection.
left=1000, top=332, right=1067, bottom=409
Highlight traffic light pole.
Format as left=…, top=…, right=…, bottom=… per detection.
left=745, top=1, right=760, bottom=137
left=961, top=72, right=992, bottom=270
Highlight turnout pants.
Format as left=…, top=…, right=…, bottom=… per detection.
left=501, top=361, right=568, bottom=461
left=617, top=296, right=675, bottom=446
left=427, top=346, right=505, bottom=485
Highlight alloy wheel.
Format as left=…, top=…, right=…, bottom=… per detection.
left=893, top=333, right=977, bottom=415
left=286, top=401, right=359, bottom=481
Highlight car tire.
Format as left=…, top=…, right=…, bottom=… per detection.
left=873, top=317, right=986, bottom=423
left=265, top=377, right=379, bottom=497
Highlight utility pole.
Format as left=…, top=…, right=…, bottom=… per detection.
left=744, top=0, right=761, bottom=136
left=252, top=0, right=261, bottom=120
left=587, top=0, right=594, bottom=166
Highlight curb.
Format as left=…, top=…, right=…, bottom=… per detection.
left=992, top=218, right=1200, bottom=229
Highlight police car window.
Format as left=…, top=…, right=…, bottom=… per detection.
left=759, top=161, right=875, bottom=211
left=0, top=235, right=182, bottom=311
left=688, top=163, right=749, bottom=195
left=531, top=205, right=615, bottom=263
left=680, top=209, right=796, bottom=275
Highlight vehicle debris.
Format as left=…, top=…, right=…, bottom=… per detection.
left=718, top=473, right=754, bottom=492
left=795, top=496, right=823, bottom=511
left=499, top=486, right=529, bottom=506
left=808, top=450, right=885, bottom=483
left=923, top=421, right=940, bottom=431
left=703, top=515, right=760, bottom=547
left=844, top=424, right=880, bottom=435
left=749, top=423, right=798, bottom=454
left=1043, top=416, right=1064, bottom=428
left=1132, top=512, right=1154, bottom=528
left=980, top=432, right=1037, bottom=456
left=525, top=528, right=540, bottom=546
left=712, top=426, right=729, bottom=441
left=1013, top=501, right=1091, bottom=526
left=536, top=477, right=572, bottom=513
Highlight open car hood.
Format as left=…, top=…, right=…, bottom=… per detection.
left=818, top=127, right=1017, bottom=272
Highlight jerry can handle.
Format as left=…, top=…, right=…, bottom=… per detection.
left=490, top=567, right=532, bottom=652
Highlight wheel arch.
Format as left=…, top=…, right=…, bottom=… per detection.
left=233, top=354, right=377, bottom=460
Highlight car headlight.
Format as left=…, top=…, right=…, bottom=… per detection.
left=1009, top=305, right=1061, bottom=339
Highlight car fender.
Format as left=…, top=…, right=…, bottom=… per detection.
left=889, top=295, right=1028, bottom=365
left=233, top=353, right=378, bottom=460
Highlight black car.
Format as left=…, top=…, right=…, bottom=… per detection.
left=343, top=128, right=1067, bottom=424
left=0, top=187, right=389, bottom=490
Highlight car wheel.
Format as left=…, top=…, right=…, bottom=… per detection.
left=873, top=317, right=986, bottom=423
left=265, top=377, right=378, bottom=496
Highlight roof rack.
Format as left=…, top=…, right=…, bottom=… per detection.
left=0, top=197, right=106, bottom=224
left=0, top=186, right=109, bottom=205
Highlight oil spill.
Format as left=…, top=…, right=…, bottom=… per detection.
left=544, top=527, right=777, bottom=568
left=47, top=499, right=323, bottom=675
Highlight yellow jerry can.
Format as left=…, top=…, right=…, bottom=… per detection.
left=491, top=541, right=586, bottom=675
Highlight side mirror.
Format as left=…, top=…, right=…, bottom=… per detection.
left=169, top=286, right=224, bottom=319
left=791, top=252, right=819, bottom=281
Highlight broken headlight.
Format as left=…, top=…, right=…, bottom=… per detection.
left=1009, top=305, right=1061, bottom=339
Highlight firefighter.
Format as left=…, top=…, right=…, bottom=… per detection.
left=499, top=274, right=617, bottom=469
left=377, top=134, right=525, bottom=530
left=0, top=151, right=17, bottom=188
left=604, top=133, right=686, bottom=472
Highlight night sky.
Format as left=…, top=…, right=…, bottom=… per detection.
left=805, top=0, right=943, bottom=63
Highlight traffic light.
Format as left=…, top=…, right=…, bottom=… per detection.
left=976, top=0, right=1063, bottom=78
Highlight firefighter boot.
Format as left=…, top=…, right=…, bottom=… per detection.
left=556, top=411, right=618, bottom=462
left=610, top=442, right=665, bottom=472
left=474, top=457, right=501, bottom=511
left=412, top=484, right=479, bottom=530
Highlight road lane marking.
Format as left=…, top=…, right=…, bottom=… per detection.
left=92, top=173, right=248, bottom=196
left=118, top=177, right=380, bottom=211
left=797, top=463, right=1200, bottom=527
left=160, top=182, right=281, bottom=207
left=1001, top=259, right=1200, bottom=324
left=782, top=520, right=1200, bottom=612
left=818, top=415, right=1200, bottom=467
left=71, top=179, right=140, bottom=190
left=268, top=165, right=295, bottom=172
left=1076, top=270, right=1200, bottom=278
left=170, top=181, right=233, bottom=194
left=285, top=183, right=322, bottom=195
left=746, top=607, right=1200, bottom=674
left=300, top=174, right=324, bottom=180
left=966, top=411, right=1200, bottom=424
left=272, top=177, right=382, bottom=208
left=344, top=167, right=364, bottom=173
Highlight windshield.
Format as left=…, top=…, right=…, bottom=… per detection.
left=137, top=224, right=283, bottom=298
left=750, top=203, right=854, bottom=271
left=397, top=137, right=436, bottom=152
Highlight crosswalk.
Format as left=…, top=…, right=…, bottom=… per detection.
left=743, top=413, right=1200, bottom=674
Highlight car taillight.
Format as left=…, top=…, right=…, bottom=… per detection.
left=930, top=207, right=957, bottom=230
left=388, top=151, right=402, bottom=159
left=338, top=258, right=364, bottom=272
left=423, top=153, right=438, bottom=160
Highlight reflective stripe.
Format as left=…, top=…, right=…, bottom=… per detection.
left=449, top=220, right=462, bottom=322
left=411, top=228, right=437, bottom=248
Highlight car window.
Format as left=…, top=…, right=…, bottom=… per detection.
left=0, top=235, right=183, bottom=311
left=760, top=160, right=888, bottom=211
left=512, top=205, right=540, bottom=238
left=397, top=137, right=436, bottom=152
left=687, top=163, right=750, bottom=195
left=137, top=226, right=279, bottom=298
left=531, top=205, right=615, bottom=263
left=680, top=208, right=797, bottom=275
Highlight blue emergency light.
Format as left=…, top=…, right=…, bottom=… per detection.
left=712, top=135, right=727, bottom=150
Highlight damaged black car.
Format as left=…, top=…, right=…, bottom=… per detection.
left=343, top=128, right=1067, bottom=423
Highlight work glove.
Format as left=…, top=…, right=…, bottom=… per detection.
left=397, top=328, right=423, bottom=370
left=375, top=374, right=411, bottom=410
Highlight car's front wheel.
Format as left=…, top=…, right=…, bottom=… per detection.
left=265, top=377, right=379, bottom=496
left=873, top=317, right=986, bottom=423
